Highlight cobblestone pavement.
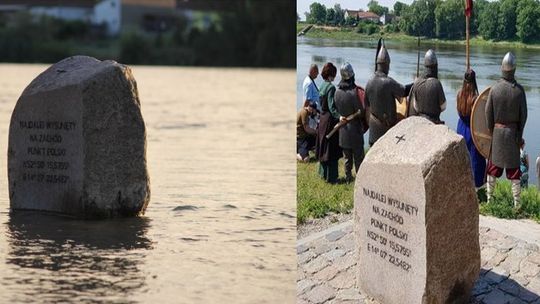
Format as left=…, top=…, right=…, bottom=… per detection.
left=297, top=218, right=540, bottom=304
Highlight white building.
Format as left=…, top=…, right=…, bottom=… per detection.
left=0, top=0, right=121, bottom=36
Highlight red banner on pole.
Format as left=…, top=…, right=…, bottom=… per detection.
left=465, top=0, right=473, bottom=16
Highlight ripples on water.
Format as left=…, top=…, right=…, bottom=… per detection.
left=0, top=65, right=296, bottom=303
left=298, top=37, right=540, bottom=185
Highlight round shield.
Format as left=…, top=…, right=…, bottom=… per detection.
left=395, top=96, right=408, bottom=122
left=470, top=87, right=492, bottom=159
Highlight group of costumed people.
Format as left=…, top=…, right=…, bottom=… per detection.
left=297, top=42, right=528, bottom=207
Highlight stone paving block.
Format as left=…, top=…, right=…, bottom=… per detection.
left=335, top=236, right=355, bottom=253
left=297, top=298, right=310, bottom=304
left=333, top=252, right=357, bottom=272
left=323, top=249, right=346, bottom=262
left=519, top=259, right=540, bottom=278
left=526, top=276, right=540, bottom=294
left=481, top=288, right=517, bottom=304
left=299, top=250, right=316, bottom=265
left=298, top=244, right=309, bottom=254
left=472, top=279, right=493, bottom=297
left=304, top=284, right=336, bottom=304
left=481, top=246, right=499, bottom=266
left=326, top=230, right=346, bottom=242
left=314, top=265, right=339, bottom=282
left=484, top=267, right=510, bottom=285
left=509, top=273, right=530, bottom=287
left=499, top=249, right=530, bottom=274
left=335, top=288, right=363, bottom=301
left=297, top=279, right=317, bottom=295
left=492, top=236, right=517, bottom=252
left=313, top=242, right=336, bottom=256
left=528, top=252, right=540, bottom=265
left=328, top=270, right=355, bottom=290
left=485, top=252, right=510, bottom=268
left=304, top=255, right=330, bottom=274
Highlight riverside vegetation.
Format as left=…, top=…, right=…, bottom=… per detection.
left=298, top=160, right=540, bottom=224
left=1, top=0, right=294, bottom=67
left=300, top=0, right=540, bottom=45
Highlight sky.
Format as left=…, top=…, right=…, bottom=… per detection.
left=297, top=0, right=413, bottom=20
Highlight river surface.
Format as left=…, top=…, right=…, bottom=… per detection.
left=0, top=64, right=296, bottom=303
left=298, top=37, right=540, bottom=185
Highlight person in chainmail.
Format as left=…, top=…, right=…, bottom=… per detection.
left=485, top=52, right=527, bottom=207
left=365, top=43, right=407, bottom=146
left=334, top=63, right=365, bottom=182
left=408, top=49, right=446, bottom=124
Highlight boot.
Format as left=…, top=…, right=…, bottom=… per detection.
left=511, top=179, right=521, bottom=208
left=487, top=175, right=496, bottom=202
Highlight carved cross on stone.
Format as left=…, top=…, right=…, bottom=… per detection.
left=395, top=134, right=406, bottom=144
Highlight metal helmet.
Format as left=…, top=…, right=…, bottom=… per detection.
left=340, top=62, right=355, bottom=80
left=424, top=49, right=438, bottom=67
left=376, top=43, right=391, bottom=65
left=501, top=52, right=516, bottom=72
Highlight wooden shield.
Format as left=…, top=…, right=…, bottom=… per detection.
left=396, top=97, right=408, bottom=122
left=471, top=87, right=492, bottom=159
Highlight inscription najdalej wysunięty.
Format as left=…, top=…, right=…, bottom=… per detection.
left=19, top=120, right=76, bottom=184
left=362, top=187, right=416, bottom=273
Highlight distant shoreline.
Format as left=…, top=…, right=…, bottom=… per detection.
left=297, top=23, right=540, bottom=50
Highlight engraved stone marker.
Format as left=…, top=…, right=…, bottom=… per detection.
left=354, top=116, right=480, bottom=303
left=8, top=56, right=150, bottom=218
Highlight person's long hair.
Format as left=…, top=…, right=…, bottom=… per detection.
left=457, top=70, right=478, bottom=117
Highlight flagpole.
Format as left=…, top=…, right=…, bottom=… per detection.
left=466, top=15, right=470, bottom=71
left=465, top=0, right=471, bottom=71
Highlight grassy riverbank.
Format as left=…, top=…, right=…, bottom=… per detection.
left=298, top=159, right=540, bottom=224
left=297, top=23, right=540, bottom=49
left=297, top=158, right=354, bottom=224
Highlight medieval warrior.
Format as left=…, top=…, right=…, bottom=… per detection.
left=408, top=49, right=446, bottom=124
left=365, top=43, right=407, bottom=145
left=486, top=52, right=527, bottom=207
left=334, top=63, right=366, bottom=181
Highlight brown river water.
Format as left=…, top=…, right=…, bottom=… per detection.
left=0, top=64, right=296, bottom=303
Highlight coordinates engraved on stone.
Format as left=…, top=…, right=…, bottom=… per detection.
left=19, top=120, right=76, bottom=184
left=363, top=187, right=417, bottom=272
left=367, top=242, right=411, bottom=272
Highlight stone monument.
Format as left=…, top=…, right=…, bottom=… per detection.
left=354, top=116, right=480, bottom=303
left=8, top=56, right=150, bottom=218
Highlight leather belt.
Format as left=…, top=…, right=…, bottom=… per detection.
left=495, top=122, right=518, bottom=129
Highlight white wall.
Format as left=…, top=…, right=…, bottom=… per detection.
left=93, top=0, right=121, bottom=36
left=29, top=6, right=92, bottom=21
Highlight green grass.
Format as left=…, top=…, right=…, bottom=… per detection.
left=298, top=157, right=540, bottom=224
left=297, top=157, right=355, bottom=224
left=298, top=23, right=540, bottom=49
left=479, top=180, right=540, bottom=222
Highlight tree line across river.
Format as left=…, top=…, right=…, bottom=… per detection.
left=303, top=0, right=540, bottom=43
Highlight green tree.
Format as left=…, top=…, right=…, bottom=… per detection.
left=345, top=15, right=358, bottom=26
left=393, top=1, right=408, bottom=16
left=334, top=4, right=345, bottom=26
left=470, top=0, right=488, bottom=35
left=326, top=7, right=336, bottom=25
left=307, top=2, right=327, bottom=24
left=497, top=0, right=517, bottom=40
left=367, top=0, right=389, bottom=16
left=478, top=1, right=500, bottom=40
left=516, top=0, right=540, bottom=42
left=435, top=0, right=464, bottom=39
left=399, top=0, right=437, bottom=37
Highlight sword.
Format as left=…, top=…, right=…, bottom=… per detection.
left=326, top=110, right=362, bottom=139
